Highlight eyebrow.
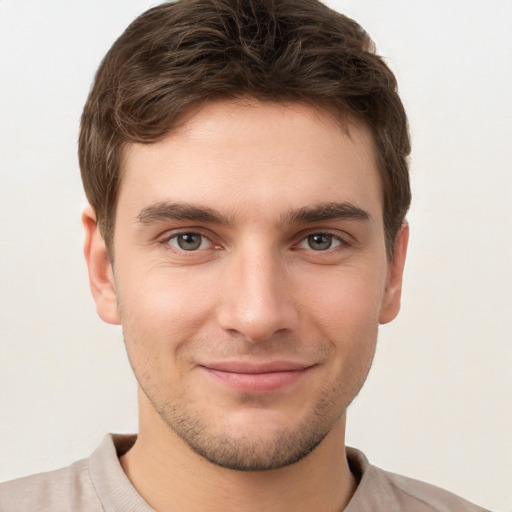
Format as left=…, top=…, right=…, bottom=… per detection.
left=135, top=201, right=371, bottom=227
left=281, top=202, right=371, bottom=224
left=136, top=202, right=234, bottom=226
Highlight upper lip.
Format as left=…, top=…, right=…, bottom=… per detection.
left=200, top=361, right=313, bottom=374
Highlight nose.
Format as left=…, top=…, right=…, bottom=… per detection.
left=217, top=246, right=300, bottom=342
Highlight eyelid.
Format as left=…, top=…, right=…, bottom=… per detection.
left=155, top=227, right=354, bottom=255
left=158, top=228, right=220, bottom=253
left=293, top=229, right=353, bottom=248
left=296, top=234, right=342, bottom=251
left=169, top=233, right=212, bottom=251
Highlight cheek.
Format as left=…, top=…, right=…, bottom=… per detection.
left=295, top=263, right=385, bottom=380
left=116, top=265, right=220, bottom=346
left=296, top=263, right=387, bottom=333
left=116, top=274, right=210, bottom=393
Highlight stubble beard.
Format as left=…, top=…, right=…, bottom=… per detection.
left=121, top=317, right=377, bottom=472
left=137, top=375, right=361, bottom=472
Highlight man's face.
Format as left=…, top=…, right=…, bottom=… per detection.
left=88, top=100, right=406, bottom=471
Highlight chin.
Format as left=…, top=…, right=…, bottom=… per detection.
left=152, top=389, right=346, bottom=471
left=177, top=420, right=331, bottom=471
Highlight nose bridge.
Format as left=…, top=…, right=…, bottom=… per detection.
left=217, top=239, right=299, bottom=341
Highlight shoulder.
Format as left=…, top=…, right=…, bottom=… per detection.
left=381, top=469, right=490, bottom=512
left=346, top=447, right=491, bottom=512
left=0, top=458, right=102, bottom=512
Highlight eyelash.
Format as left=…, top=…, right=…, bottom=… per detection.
left=159, top=229, right=351, bottom=255
left=295, top=231, right=349, bottom=252
left=161, top=230, right=218, bottom=254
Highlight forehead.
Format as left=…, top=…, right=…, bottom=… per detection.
left=118, top=100, right=382, bottom=225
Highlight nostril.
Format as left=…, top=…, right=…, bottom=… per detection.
left=217, top=292, right=299, bottom=342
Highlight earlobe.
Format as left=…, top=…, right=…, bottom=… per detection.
left=82, top=206, right=120, bottom=325
left=379, top=222, right=409, bottom=325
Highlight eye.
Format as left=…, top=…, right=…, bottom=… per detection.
left=298, top=233, right=342, bottom=251
left=167, top=232, right=212, bottom=251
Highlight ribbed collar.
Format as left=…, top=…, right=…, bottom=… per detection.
left=89, top=434, right=397, bottom=512
left=89, top=433, right=155, bottom=512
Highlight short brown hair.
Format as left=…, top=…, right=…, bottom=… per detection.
left=79, top=0, right=411, bottom=258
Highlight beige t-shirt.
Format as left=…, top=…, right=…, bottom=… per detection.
left=0, top=434, right=490, bottom=511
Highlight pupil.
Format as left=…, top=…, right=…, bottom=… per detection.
left=309, top=234, right=332, bottom=251
left=178, top=233, right=201, bottom=250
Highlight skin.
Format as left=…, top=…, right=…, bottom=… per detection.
left=83, top=100, right=408, bottom=512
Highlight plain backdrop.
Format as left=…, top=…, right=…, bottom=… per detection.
left=0, top=1, right=510, bottom=510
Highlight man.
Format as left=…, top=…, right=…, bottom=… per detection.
left=0, top=0, right=491, bottom=510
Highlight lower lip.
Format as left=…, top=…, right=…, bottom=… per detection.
left=203, top=367, right=312, bottom=393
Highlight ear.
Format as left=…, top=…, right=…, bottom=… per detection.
left=82, top=206, right=120, bottom=325
left=379, top=222, right=409, bottom=325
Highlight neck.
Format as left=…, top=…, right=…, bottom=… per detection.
left=120, top=392, right=356, bottom=512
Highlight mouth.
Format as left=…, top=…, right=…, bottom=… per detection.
left=199, top=361, right=316, bottom=393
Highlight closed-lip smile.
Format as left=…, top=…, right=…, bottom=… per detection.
left=199, top=360, right=315, bottom=393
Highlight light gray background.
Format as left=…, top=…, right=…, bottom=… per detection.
left=0, top=1, right=510, bottom=510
